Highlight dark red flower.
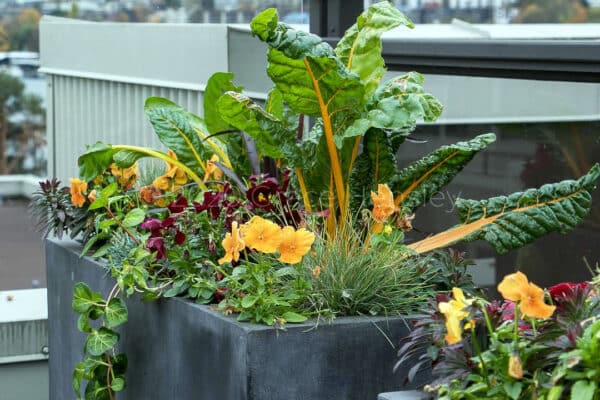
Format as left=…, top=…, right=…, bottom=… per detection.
left=174, top=230, right=186, bottom=245
left=193, top=191, right=225, bottom=220
left=548, top=282, right=589, bottom=302
left=146, top=236, right=166, bottom=259
left=167, top=195, right=188, bottom=213
left=161, top=217, right=175, bottom=228
left=141, top=217, right=162, bottom=232
left=246, top=179, right=278, bottom=210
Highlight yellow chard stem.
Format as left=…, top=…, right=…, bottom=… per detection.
left=295, top=167, right=312, bottom=212
left=304, top=58, right=346, bottom=219
left=113, top=145, right=208, bottom=191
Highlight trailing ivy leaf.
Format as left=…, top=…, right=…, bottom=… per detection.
left=110, top=377, right=125, bottom=392
left=122, top=208, right=145, bottom=228
left=104, top=298, right=128, bottom=328
left=349, top=128, right=397, bottom=214
left=204, top=72, right=243, bottom=134
left=111, top=354, right=128, bottom=376
left=73, top=282, right=105, bottom=314
left=335, top=1, right=413, bottom=100
left=217, top=92, right=289, bottom=158
left=78, top=142, right=119, bottom=182
left=73, top=362, right=85, bottom=398
left=391, top=133, right=496, bottom=215
left=408, top=164, right=600, bottom=254
left=144, top=97, right=207, bottom=175
left=343, top=72, right=443, bottom=142
left=85, top=327, right=119, bottom=356
left=77, top=314, right=91, bottom=333
left=84, top=380, right=109, bottom=400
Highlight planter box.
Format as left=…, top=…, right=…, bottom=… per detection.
left=46, top=238, right=429, bottom=400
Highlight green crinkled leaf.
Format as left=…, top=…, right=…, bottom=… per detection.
left=251, top=9, right=364, bottom=142
left=391, top=133, right=496, bottom=215
left=84, top=380, right=109, bottom=400
left=204, top=72, right=243, bottom=134
left=78, top=142, right=118, bottom=181
left=349, top=128, right=397, bottom=214
left=85, top=327, right=119, bottom=357
left=335, top=1, right=413, bottom=100
left=455, top=163, right=600, bottom=254
left=265, top=87, right=285, bottom=120
left=216, top=91, right=290, bottom=159
left=72, top=282, right=105, bottom=314
left=343, top=72, right=443, bottom=142
left=144, top=97, right=207, bottom=175
left=104, top=298, right=128, bottom=328
left=77, top=314, right=91, bottom=333
left=111, top=377, right=125, bottom=392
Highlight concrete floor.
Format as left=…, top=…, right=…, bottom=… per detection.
left=0, top=198, right=46, bottom=290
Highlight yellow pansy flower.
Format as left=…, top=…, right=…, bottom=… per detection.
left=438, top=288, right=474, bottom=345
left=277, top=226, right=316, bottom=264
left=241, top=216, right=282, bottom=254
left=218, top=222, right=246, bottom=265
left=110, top=163, right=138, bottom=189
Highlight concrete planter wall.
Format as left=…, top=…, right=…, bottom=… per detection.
left=46, top=238, right=429, bottom=400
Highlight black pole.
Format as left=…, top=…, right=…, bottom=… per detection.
left=309, top=0, right=364, bottom=37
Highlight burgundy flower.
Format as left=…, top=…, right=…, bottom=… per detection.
left=141, top=217, right=162, bottom=232
left=548, top=282, right=589, bottom=302
left=246, top=179, right=278, bottom=210
left=161, top=217, right=175, bottom=229
left=167, top=195, right=188, bottom=213
left=174, top=230, right=186, bottom=245
left=213, top=287, right=228, bottom=303
left=193, top=191, right=225, bottom=220
left=146, top=236, right=166, bottom=259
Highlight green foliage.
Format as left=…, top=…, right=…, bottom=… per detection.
left=391, top=133, right=496, bottom=216
left=456, top=163, right=600, bottom=253
left=552, top=319, right=600, bottom=400
left=203, top=72, right=243, bottom=134
left=335, top=1, right=413, bottom=101
left=219, top=260, right=309, bottom=326
left=301, top=225, right=433, bottom=317
left=72, top=283, right=127, bottom=400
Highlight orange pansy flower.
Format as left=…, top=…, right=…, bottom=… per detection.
left=241, top=216, right=282, bottom=254
left=497, top=272, right=555, bottom=319
left=110, top=163, right=138, bottom=189
left=277, top=226, right=316, bottom=264
left=497, top=271, right=529, bottom=302
left=371, top=184, right=397, bottom=223
left=204, top=154, right=223, bottom=182
left=69, top=178, right=88, bottom=207
left=508, top=353, right=523, bottom=379
left=218, top=222, right=246, bottom=265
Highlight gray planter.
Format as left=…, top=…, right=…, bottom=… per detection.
left=46, top=238, right=429, bottom=400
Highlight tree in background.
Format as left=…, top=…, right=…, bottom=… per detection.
left=0, top=26, right=9, bottom=51
left=0, top=71, right=24, bottom=175
left=514, top=0, right=588, bottom=23
left=4, top=8, right=41, bottom=52
left=6, top=93, right=45, bottom=174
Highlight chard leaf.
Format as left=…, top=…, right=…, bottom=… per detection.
left=408, top=164, right=600, bottom=254
left=216, top=91, right=291, bottom=159
left=391, top=133, right=496, bottom=215
left=78, top=142, right=118, bottom=181
left=349, top=128, right=397, bottom=213
left=251, top=8, right=364, bottom=210
left=144, top=97, right=208, bottom=175
left=335, top=1, right=414, bottom=100
left=203, top=72, right=243, bottom=134
left=343, top=72, right=443, bottom=141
